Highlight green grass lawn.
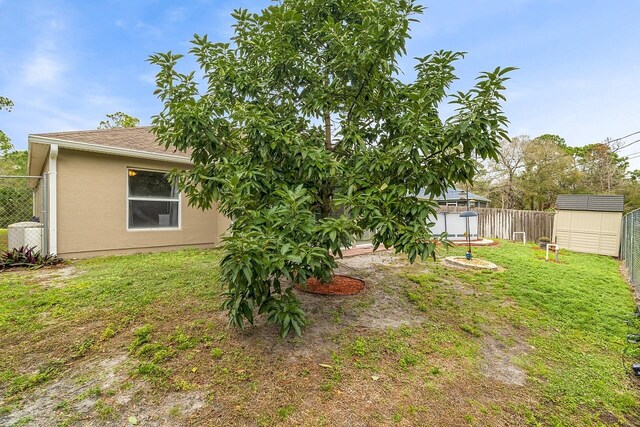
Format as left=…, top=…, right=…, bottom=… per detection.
left=0, top=229, right=7, bottom=252
left=0, top=241, right=638, bottom=426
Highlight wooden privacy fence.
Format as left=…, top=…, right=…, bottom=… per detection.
left=475, top=208, right=555, bottom=243
left=355, top=206, right=554, bottom=244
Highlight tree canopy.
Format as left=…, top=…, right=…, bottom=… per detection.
left=0, top=96, right=14, bottom=152
left=98, top=111, right=140, bottom=129
left=150, top=0, right=514, bottom=336
left=474, top=134, right=640, bottom=212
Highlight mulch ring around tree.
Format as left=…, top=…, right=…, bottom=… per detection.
left=296, top=275, right=365, bottom=295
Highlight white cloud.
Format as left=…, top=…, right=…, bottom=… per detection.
left=165, top=7, right=187, bottom=23
left=135, top=21, right=162, bottom=39
left=138, top=72, right=156, bottom=85
left=22, top=54, right=65, bottom=86
left=84, top=93, right=130, bottom=109
left=0, top=5, right=137, bottom=143
left=23, top=98, right=96, bottom=130
left=46, top=17, right=65, bottom=31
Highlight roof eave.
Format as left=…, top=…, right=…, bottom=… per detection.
left=28, top=135, right=193, bottom=165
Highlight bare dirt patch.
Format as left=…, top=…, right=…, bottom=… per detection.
left=0, top=354, right=128, bottom=427
left=480, top=335, right=528, bottom=386
left=228, top=252, right=424, bottom=358
left=99, top=389, right=207, bottom=427
left=0, top=345, right=210, bottom=427
left=33, top=265, right=84, bottom=287
left=338, top=251, right=405, bottom=269
left=443, top=256, right=500, bottom=271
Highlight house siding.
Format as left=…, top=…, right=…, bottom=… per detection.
left=56, top=148, right=230, bottom=258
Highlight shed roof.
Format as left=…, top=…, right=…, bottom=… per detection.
left=556, top=194, right=624, bottom=212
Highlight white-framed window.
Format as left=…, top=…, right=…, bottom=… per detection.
left=446, top=202, right=458, bottom=207
left=127, top=168, right=180, bottom=230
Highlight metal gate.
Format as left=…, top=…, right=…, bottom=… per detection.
left=0, top=175, right=48, bottom=254
left=621, top=209, right=640, bottom=287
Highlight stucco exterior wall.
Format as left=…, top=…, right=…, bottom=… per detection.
left=56, top=148, right=229, bottom=258
left=553, top=210, right=622, bottom=257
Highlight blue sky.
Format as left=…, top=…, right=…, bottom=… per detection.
left=1, top=0, right=639, bottom=168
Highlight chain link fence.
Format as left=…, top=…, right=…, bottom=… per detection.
left=0, top=175, right=47, bottom=254
left=621, top=208, right=640, bottom=288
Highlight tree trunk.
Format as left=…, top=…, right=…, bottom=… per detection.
left=324, top=110, right=332, bottom=151
left=321, top=109, right=332, bottom=218
left=321, top=192, right=331, bottom=219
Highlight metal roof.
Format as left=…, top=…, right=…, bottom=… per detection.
left=556, top=194, right=624, bottom=212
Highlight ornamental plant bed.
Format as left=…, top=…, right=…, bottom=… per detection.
left=296, top=275, right=365, bottom=295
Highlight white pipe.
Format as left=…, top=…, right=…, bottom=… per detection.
left=48, top=144, right=58, bottom=255
left=513, top=231, right=526, bottom=245
left=546, top=243, right=559, bottom=261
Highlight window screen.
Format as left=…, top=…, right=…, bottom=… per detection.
left=127, top=169, right=179, bottom=229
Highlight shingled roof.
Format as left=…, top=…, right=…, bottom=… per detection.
left=32, top=126, right=189, bottom=158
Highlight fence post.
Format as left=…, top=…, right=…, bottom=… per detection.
left=631, top=212, right=635, bottom=283
left=622, top=209, right=640, bottom=288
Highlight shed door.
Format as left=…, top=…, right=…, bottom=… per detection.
left=554, top=211, right=622, bottom=256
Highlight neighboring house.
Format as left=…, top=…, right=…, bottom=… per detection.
left=416, top=188, right=490, bottom=208
left=414, top=188, right=490, bottom=241
left=27, top=127, right=230, bottom=259
left=553, top=194, right=623, bottom=257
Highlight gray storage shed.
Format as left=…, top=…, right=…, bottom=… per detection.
left=553, top=194, right=624, bottom=257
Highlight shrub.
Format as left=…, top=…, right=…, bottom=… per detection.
left=149, top=0, right=514, bottom=337
left=0, top=246, right=63, bottom=270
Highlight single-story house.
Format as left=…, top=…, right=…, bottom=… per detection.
left=436, top=188, right=490, bottom=208
left=414, top=188, right=490, bottom=241
left=27, top=127, right=230, bottom=259
left=417, top=188, right=490, bottom=208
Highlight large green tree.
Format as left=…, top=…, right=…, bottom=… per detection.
left=98, top=111, right=140, bottom=129
left=150, top=0, right=514, bottom=336
left=573, top=140, right=628, bottom=194
left=517, top=135, right=580, bottom=210
left=474, top=135, right=528, bottom=209
left=0, top=96, right=14, bottom=152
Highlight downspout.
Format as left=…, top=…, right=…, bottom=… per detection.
left=48, top=145, right=58, bottom=255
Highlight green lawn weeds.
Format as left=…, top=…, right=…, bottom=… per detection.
left=0, top=242, right=638, bottom=426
